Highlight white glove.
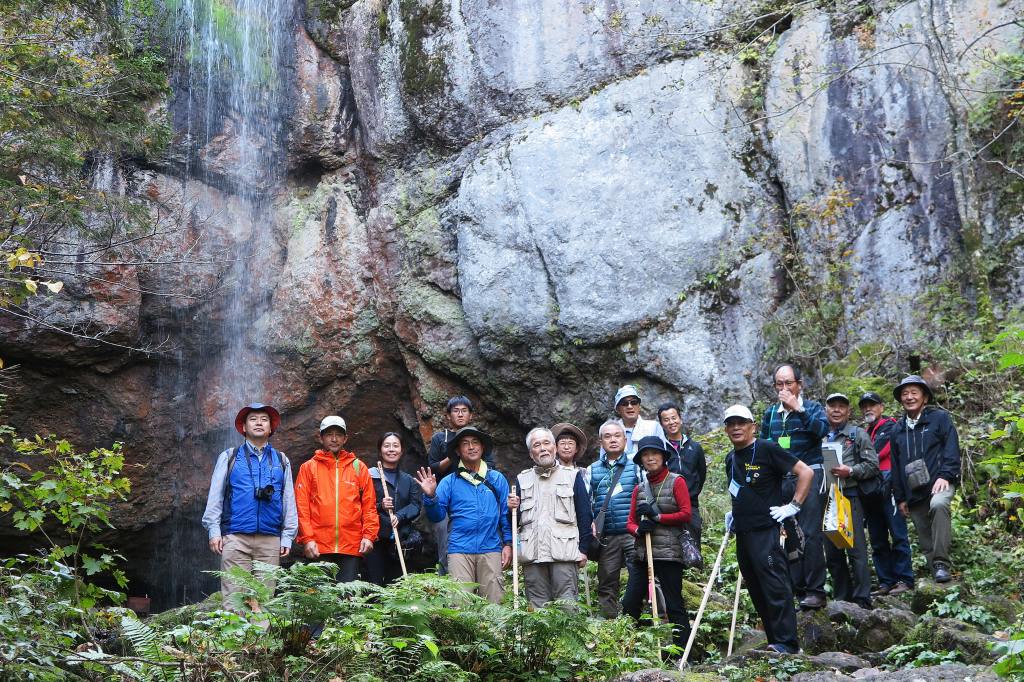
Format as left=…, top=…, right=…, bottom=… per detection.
left=769, top=503, right=801, bottom=523
left=724, top=511, right=734, bottom=533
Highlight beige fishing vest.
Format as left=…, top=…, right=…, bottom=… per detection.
left=517, top=466, right=580, bottom=564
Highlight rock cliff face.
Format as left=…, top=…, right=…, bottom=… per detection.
left=2, top=0, right=1023, bottom=608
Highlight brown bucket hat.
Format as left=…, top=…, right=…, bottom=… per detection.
left=550, top=422, right=589, bottom=459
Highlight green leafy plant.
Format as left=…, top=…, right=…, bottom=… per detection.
left=886, top=641, right=963, bottom=668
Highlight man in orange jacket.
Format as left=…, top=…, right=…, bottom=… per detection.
left=295, top=416, right=379, bottom=581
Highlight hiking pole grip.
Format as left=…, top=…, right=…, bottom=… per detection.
left=681, top=529, right=731, bottom=668
left=378, top=462, right=408, bottom=577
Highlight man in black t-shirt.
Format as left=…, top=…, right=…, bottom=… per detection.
left=723, top=404, right=813, bottom=654
left=426, top=396, right=496, bottom=574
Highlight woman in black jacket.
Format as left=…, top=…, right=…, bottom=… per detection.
left=362, top=433, right=423, bottom=585
left=657, top=402, right=707, bottom=545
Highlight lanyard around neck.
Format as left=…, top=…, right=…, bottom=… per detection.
left=731, top=441, right=757, bottom=486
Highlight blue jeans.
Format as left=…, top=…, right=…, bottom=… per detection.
left=861, top=471, right=915, bottom=587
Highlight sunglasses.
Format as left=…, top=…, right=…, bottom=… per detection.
left=618, top=398, right=641, bottom=407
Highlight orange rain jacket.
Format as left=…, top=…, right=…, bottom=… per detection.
left=295, top=449, right=379, bottom=556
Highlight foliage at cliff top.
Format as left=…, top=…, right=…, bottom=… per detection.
left=0, top=0, right=170, bottom=312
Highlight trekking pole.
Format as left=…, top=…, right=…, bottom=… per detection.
left=727, top=571, right=742, bottom=657
left=645, top=533, right=659, bottom=622
left=680, top=529, right=730, bottom=669
left=511, top=481, right=520, bottom=609
left=377, top=462, right=408, bottom=577
left=583, top=565, right=592, bottom=609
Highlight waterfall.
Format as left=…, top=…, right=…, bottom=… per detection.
left=134, top=0, right=297, bottom=610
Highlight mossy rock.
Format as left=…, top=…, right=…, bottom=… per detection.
left=797, top=607, right=837, bottom=654
left=682, top=578, right=729, bottom=611
left=910, top=580, right=955, bottom=614
left=853, top=606, right=917, bottom=652
left=902, top=615, right=997, bottom=664
left=146, top=593, right=223, bottom=629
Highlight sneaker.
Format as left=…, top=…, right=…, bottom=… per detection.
left=766, top=643, right=794, bottom=654
left=871, top=584, right=892, bottom=596
left=934, top=566, right=952, bottom=583
left=888, top=581, right=913, bottom=595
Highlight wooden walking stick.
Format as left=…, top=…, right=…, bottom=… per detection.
left=727, top=571, right=743, bottom=657
left=583, top=564, right=592, bottom=609
left=680, top=529, right=731, bottom=668
left=377, top=462, right=408, bottom=577
left=511, top=481, right=520, bottom=608
left=643, top=532, right=659, bottom=622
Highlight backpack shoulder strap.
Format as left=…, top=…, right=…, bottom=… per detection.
left=222, top=446, right=241, bottom=497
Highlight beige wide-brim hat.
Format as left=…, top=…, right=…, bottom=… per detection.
left=550, top=422, right=589, bottom=459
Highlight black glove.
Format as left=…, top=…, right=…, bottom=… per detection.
left=637, top=518, right=658, bottom=535
left=636, top=502, right=657, bottom=519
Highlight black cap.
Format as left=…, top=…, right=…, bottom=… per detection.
left=446, top=426, right=493, bottom=458
left=632, top=436, right=669, bottom=466
left=858, top=391, right=884, bottom=407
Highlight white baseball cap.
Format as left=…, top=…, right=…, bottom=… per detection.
left=319, top=416, right=347, bottom=433
left=723, top=405, right=754, bottom=423
left=614, top=385, right=641, bottom=407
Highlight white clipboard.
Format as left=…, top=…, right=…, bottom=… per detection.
left=821, top=442, right=843, bottom=487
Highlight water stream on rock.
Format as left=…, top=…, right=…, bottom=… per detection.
left=136, top=0, right=295, bottom=609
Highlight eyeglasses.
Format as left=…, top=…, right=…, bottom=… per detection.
left=618, top=399, right=640, bottom=407
left=774, top=380, right=798, bottom=388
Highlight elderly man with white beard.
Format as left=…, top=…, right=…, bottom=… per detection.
left=510, top=427, right=593, bottom=609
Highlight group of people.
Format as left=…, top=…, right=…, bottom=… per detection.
left=200, top=365, right=961, bottom=656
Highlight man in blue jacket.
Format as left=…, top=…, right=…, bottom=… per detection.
left=589, top=420, right=641, bottom=618
left=889, top=376, right=961, bottom=583
left=416, top=426, right=512, bottom=603
left=759, top=364, right=830, bottom=609
left=201, top=403, right=298, bottom=603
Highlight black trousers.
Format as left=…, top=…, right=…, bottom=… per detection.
left=361, top=545, right=404, bottom=586
left=622, top=557, right=691, bottom=649
left=736, top=526, right=799, bottom=652
left=316, top=553, right=361, bottom=582
left=783, top=468, right=827, bottom=599
left=824, top=493, right=871, bottom=604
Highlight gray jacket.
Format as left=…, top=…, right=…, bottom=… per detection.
left=827, top=424, right=880, bottom=495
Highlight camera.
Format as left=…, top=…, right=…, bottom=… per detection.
left=254, top=484, right=275, bottom=501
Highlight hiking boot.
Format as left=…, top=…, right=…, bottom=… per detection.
left=799, top=594, right=827, bottom=609
left=888, top=582, right=913, bottom=595
left=871, top=584, right=892, bottom=596
left=934, top=565, right=952, bottom=583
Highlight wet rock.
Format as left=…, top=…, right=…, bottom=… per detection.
left=286, top=28, right=358, bottom=170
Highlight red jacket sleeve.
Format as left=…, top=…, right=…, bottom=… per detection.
left=626, top=487, right=640, bottom=536
left=657, top=477, right=692, bottom=525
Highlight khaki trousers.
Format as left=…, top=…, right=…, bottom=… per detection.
left=523, top=561, right=579, bottom=609
left=597, top=533, right=638, bottom=618
left=220, top=533, right=281, bottom=601
left=908, top=486, right=955, bottom=570
left=448, top=552, right=505, bottom=603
